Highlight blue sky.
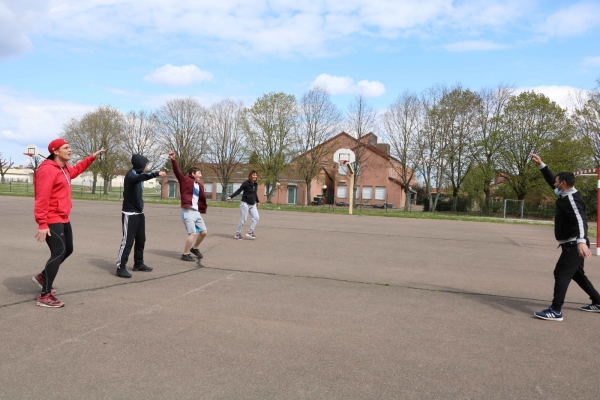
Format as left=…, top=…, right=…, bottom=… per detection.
left=1, top=0, right=600, bottom=165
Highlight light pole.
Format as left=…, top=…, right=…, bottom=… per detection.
left=322, top=184, right=327, bottom=205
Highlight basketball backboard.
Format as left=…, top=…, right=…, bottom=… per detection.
left=23, top=144, right=47, bottom=159
left=333, top=148, right=356, bottom=165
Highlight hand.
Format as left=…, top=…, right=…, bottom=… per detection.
left=158, top=171, right=166, bottom=177
left=530, top=153, right=542, bottom=166
left=578, top=243, right=592, bottom=258
left=226, top=197, right=231, bottom=201
left=168, top=151, right=176, bottom=161
left=93, top=149, right=106, bottom=158
left=257, top=203, right=260, bottom=207
left=36, top=228, right=50, bottom=242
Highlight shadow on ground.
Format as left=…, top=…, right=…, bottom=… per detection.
left=3, top=275, right=42, bottom=296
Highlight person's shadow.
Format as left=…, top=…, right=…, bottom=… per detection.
left=3, top=276, right=43, bottom=295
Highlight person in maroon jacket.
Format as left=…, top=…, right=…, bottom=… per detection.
left=168, top=151, right=208, bottom=263
left=32, top=138, right=105, bottom=307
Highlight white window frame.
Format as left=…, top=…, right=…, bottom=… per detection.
left=337, top=185, right=347, bottom=199
left=204, top=182, right=213, bottom=193
left=362, top=186, right=372, bottom=200
left=338, top=164, right=348, bottom=175
left=375, top=186, right=386, bottom=200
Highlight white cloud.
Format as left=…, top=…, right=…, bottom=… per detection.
left=582, top=56, right=600, bottom=67
left=443, top=40, right=509, bottom=52
left=143, top=64, right=214, bottom=87
left=26, top=0, right=533, bottom=58
left=310, top=74, right=386, bottom=97
left=0, top=87, right=93, bottom=151
left=0, top=0, right=48, bottom=59
left=514, top=85, right=587, bottom=110
left=537, top=1, right=600, bottom=38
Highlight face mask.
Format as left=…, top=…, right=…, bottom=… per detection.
left=554, top=183, right=563, bottom=196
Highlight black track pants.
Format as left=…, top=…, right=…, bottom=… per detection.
left=41, top=222, right=73, bottom=295
left=551, top=242, right=600, bottom=311
left=116, top=213, right=145, bottom=268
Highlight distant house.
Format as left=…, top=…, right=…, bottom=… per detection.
left=161, top=131, right=416, bottom=208
left=1, top=166, right=34, bottom=183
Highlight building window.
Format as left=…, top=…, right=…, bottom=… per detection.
left=355, top=186, right=360, bottom=199
left=338, top=164, right=348, bottom=175
left=375, top=186, right=386, bottom=200
left=217, top=183, right=233, bottom=198
left=362, top=186, right=372, bottom=200
left=168, top=182, right=177, bottom=198
left=204, top=182, right=213, bottom=193
left=337, top=185, right=347, bottom=199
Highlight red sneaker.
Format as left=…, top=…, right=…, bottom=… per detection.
left=32, top=273, right=56, bottom=295
left=36, top=293, right=64, bottom=308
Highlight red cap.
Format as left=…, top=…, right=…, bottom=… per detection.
left=48, top=138, right=69, bottom=154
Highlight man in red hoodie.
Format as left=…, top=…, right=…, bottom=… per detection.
left=32, top=139, right=104, bottom=307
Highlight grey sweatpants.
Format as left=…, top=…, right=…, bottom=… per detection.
left=237, top=201, right=259, bottom=233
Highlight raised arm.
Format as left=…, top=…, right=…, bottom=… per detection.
left=169, top=151, right=185, bottom=182
left=531, top=153, right=555, bottom=190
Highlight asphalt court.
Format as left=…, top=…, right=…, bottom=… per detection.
left=1, top=196, right=600, bottom=399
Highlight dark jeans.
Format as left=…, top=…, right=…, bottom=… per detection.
left=551, top=242, right=600, bottom=311
left=41, top=222, right=74, bottom=295
left=116, top=213, right=145, bottom=268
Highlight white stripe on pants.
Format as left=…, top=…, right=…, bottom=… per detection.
left=237, top=201, right=259, bottom=233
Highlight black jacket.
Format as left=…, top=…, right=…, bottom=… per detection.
left=540, top=165, right=587, bottom=242
left=122, top=154, right=160, bottom=213
left=230, top=180, right=259, bottom=205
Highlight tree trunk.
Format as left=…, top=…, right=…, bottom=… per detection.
left=404, top=187, right=410, bottom=211
left=483, top=187, right=491, bottom=215
left=306, top=181, right=312, bottom=205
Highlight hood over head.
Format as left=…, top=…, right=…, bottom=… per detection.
left=131, top=154, right=148, bottom=173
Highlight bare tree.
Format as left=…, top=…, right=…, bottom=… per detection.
left=122, top=110, right=164, bottom=171
left=26, top=155, right=45, bottom=173
left=345, top=94, right=378, bottom=192
left=157, top=98, right=209, bottom=175
left=439, top=85, right=482, bottom=211
left=0, top=153, right=14, bottom=183
left=295, top=87, right=342, bottom=204
left=205, top=99, right=247, bottom=200
left=471, top=84, right=513, bottom=214
left=572, top=81, right=600, bottom=164
left=416, top=84, right=450, bottom=212
left=63, top=105, right=125, bottom=194
left=382, top=90, right=423, bottom=210
left=242, top=92, right=298, bottom=203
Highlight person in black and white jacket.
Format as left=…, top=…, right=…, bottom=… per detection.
left=531, top=153, right=600, bottom=321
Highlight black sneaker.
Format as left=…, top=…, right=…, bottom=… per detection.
left=181, top=254, right=195, bottom=262
left=133, top=263, right=153, bottom=272
left=116, top=268, right=132, bottom=278
left=190, top=248, right=203, bottom=259
left=580, top=304, right=600, bottom=312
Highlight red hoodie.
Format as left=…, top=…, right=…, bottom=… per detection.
left=34, top=155, right=96, bottom=229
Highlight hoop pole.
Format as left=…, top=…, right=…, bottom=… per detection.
left=597, top=167, right=600, bottom=255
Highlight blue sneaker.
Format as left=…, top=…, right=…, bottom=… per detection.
left=580, top=304, right=600, bottom=312
left=534, top=307, right=563, bottom=321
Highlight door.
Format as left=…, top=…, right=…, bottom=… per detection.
left=168, top=182, right=177, bottom=198
left=287, top=187, right=297, bottom=204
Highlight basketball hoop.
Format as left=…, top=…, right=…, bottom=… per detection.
left=24, top=153, right=33, bottom=158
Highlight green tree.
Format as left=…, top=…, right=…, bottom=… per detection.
left=242, top=92, right=298, bottom=203
left=496, top=91, right=577, bottom=200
